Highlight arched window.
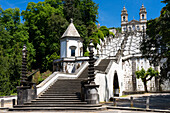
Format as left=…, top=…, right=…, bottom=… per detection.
left=142, top=14, right=144, bottom=19
left=123, top=27, right=126, bottom=31
left=133, top=25, right=135, bottom=31
left=70, top=46, right=76, bottom=56
left=123, top=16, right=126, bottom=21
left=129, top=27, right=131, bottom=31
left=142, top=26, right=145, bottom=30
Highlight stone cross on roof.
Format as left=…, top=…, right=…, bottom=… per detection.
left=61, top=18, right=80, bottom=38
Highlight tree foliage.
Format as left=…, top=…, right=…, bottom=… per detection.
left=0, top=0, right=113, bottom=96
left=141, top=0, right=170, bottom=81
left=0, top=7, right=35, bottom=96
left=135, top=67, right=159, bottom=92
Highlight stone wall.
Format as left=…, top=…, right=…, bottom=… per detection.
left=122, top=57, right=157, bottom=92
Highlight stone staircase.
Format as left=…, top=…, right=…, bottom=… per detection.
left=10, top=59, right=111, bottom=111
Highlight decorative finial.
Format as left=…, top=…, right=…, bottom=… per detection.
left=71, top=18, right=73, bottom=23
left=142, top=4, right=144, bottom=8
left=97, top=23, right=100, bottom=29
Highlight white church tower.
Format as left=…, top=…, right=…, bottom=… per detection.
left=60, top=19, right=83, bottom=58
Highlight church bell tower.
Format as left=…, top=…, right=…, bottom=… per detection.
left=139, top=4, right=147, bottom=23
left=121, top=6, right=128, bottom=33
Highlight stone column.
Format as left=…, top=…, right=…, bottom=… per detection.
left=132, top=58, right=137, bottom=91
left=83, top=41, right=99, bottom=104
left=17, top=45, right=37, bottom=105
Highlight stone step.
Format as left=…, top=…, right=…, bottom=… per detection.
left=9, top=106, right=104, bottom=111
left=48, top=88, right=81, bottom=90
left=45, top=90, right=80, bottom=92
left=31, top=100, right=82, bottom=102
left=36, top=98, right=80, bottom=100
left=39, top=96, right=79, bottom=98
left=44, top=90, right=80, bottom=92
left=45, top=89, right=81, bottom=91
left=14, top=104, right=102, bottom=107
left=43, top=92, right=80, bottom=94
left=41, top=94, right=78, bottom=96
left=25, top=102, right=87, bottom=104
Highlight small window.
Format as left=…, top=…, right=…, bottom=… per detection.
left=142, top=26, right=145, bottom=30
left=142, top=14, right=144, bottom=19
left=70, top=46, right=76, bottom=56
left=129, top=27, right=131, bottom=31
left=137, top=26, right=140, bottom=30
left=133, top=25, right=135, bottom=31
left=123, top=27, right=126, bottom=31
left=71, top=49, right=75, bottom=56
left=123, top=16, right=125, bottom=21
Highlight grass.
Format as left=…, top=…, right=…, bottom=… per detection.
left=10, top=93, right=17, bottom=96
left=120, top=95, right=128, bottom=97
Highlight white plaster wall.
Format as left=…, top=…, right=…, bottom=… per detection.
left=95, top=73, right=106, bottom=102
left=67, top=39, right=83, bottom=57
left=95, top=58, right=124, bottom=102
left=106, top=59, right=124, bottom=99
left=122, top=59, right=133, bottom=91
left=161, top=80, right=170, bottom=91
left=122, top=58, right=157, bottom=92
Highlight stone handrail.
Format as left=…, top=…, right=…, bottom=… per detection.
left=105, top=60, right=114, bottom=74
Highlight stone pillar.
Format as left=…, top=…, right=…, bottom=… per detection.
left=132, top=58, right=137, bottom=91
left=84, top=85, right=99, bottom=104
left=82, top=41, right=99, bottom=104
left=17, top=84, right=37, bottom=105
left=17, top=45, right=37, bottom=105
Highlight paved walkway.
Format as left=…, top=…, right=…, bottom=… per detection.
left=106, top=93, right=170, bottom=110
left=0, top=93, right=170, bottom=113
left=0, top=109, right=164, bottom=113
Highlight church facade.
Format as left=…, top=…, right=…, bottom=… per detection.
left=121, top=4, right=147, bottom=33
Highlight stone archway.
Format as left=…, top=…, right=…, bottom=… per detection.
left=113, top=72, right=119, bottom=97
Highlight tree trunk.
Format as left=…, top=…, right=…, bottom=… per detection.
left=143, top=81, right=148, bottom=92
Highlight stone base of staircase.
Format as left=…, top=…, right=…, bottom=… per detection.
left=10, top=59, right=111, bottom=111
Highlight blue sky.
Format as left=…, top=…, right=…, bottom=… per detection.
left=0, top=0, right=166, bottom=28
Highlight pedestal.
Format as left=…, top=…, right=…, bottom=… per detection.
left=84, top=84, right=99, bottom=104
left=17, top=84, right=37, bottom=105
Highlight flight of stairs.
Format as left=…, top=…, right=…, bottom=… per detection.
left=10, top=59, right=112, bottom=111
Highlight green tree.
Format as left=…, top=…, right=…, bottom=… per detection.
left=140, top=0, right=170, bottom=82
left=135, top=67, right=159, bottom=92
left=22, top=0, right=64, bottom=72
left=0, top=7, right=35, bottom=95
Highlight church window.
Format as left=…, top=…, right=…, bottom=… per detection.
left=133, top=25, right=135, bottom=31
left=129, top=27, right=131, bottom=31
left=137, top=26, right=140, bottom=30
left=142, top=14, right=144, bottom=19
left=123, top=27, right=126, bottom=31
left=71, top=49, right=75, bottom=56
left=142, top=26, right=145, bottom=30
left=70, top=46, right=76, bottom=56
left=123, top=16, right=125, bottom=21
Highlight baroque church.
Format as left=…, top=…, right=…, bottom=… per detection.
left=51, top=5, right=170, bottom=102
left=14, top=5, right=170, bottom=110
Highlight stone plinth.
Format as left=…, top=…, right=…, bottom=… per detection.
left=84, top=84, right=99, bottom=104
left=17, top=84, right=37, bottom=105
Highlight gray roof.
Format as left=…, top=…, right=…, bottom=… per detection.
left=61, top=20, right=80, bottom=38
